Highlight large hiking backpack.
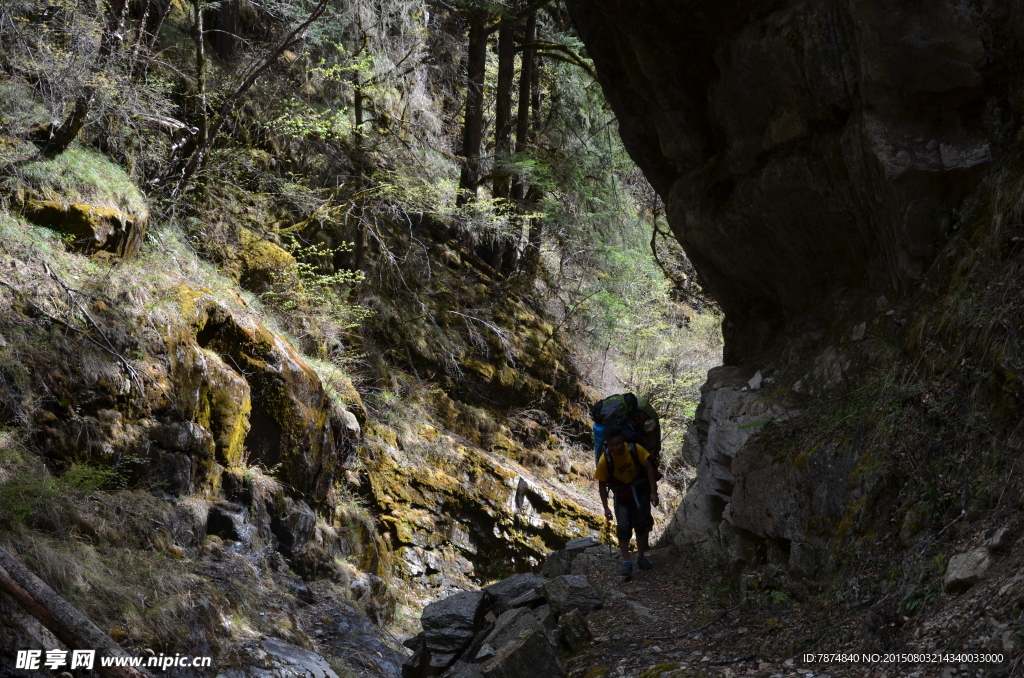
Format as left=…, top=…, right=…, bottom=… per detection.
left=591, top=393, right=661, bottom=464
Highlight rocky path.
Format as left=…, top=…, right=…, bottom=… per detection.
left=571, top=545, right=831, bottom=678
left=403, top=533, right=1022, bottom=678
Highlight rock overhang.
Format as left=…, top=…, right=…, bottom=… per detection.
left=568, top=0, right=1023, bottom=364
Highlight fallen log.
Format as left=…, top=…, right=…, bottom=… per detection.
left=0, top=547, right=151, bottom=678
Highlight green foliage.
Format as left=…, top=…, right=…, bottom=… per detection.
left=260, top=237, right=371, bottom=328
left=269, top=99, right=356, bottom=141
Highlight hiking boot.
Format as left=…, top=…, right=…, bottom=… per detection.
left=638, top=556, right=653, bottom=570
left=621, top=561, right=633, bottom=581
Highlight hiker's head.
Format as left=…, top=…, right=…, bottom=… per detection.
left=605, top=428, right=627, bottom=455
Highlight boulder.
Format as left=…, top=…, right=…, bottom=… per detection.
left=483, top=608, right=550, bottom=655
left=531, top=604, right=557, bottom=632
left=945, top=548, right=992, bottom=593
left=23, top=199, right=146, bottom=258
left=421, top=591, right=486, bottom=657
left=540, top=550, right=572, bottom=578
left=481, top=629, right=565, bottom=678
left=569, top=553, right=596, bottom=576
left=986, top=527, right=1014, bottom=551
left=557, top=609, right=592, bottom=653
left=401, top=643, right=430, bottom=678
left=260, top=637, right=339, bottom=678
left=483, top=573, right=547, bottom=614
left=403, top=633, right=425, bottom=651
left=564, top=536, right=600, bottom=552
left=540, top=575, right=603, bottom=617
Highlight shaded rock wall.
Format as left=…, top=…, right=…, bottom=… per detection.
left=663, top=365, right=871, bottom=576
left=568, top=0, right=1024, bottom=364
left=570, top=0, right=1024, bottom=576
left=360, top=423, right=601, bottom=595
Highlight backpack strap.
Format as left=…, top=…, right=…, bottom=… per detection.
left=602, top=447, right=619, bottom=485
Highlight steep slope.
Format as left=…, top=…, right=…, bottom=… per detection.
left=0, top=145, right=602, bottom=674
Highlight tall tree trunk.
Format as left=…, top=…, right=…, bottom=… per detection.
left=194, top=0, right=208, bottom=149
left=45, top=0, right=130, bottom=155
left=531, top=52, right=542, bottom=134
left=511, top=11, right=536, bottom=202
left=492, top=19, right=515, bottom=201
left=457, top=8, right=488, bottom=207
left=353, top=72, right=364, bottom=137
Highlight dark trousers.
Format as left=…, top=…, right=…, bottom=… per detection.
left=613, top=486, right=653, bottom=544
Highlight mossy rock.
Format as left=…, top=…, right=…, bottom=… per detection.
left=12, top=149, right=147, bottom=214
left=463, top=357, right=495, bottom=381
left=360, top=428, right=602, bottom=579
left=10, top=149, right=148, bottom=258
left=22, top=199, right=146, bottom=258
left=168, top=341, right=252, bottom=466
left=235, top=227, right=296, bottom=293
left=172, top=284, right=352, bottom=504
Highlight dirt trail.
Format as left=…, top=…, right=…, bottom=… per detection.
left=570, top=546, right=830, bottom=678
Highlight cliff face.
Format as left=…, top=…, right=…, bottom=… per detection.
left=570, top=0, right=1024, bottom=590
left=568, top=0, right=1023, bottom=364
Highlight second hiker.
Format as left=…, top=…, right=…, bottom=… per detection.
left=595, top=427, right=660, bottom=581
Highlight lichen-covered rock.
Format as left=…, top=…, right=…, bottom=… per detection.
left=540, top=575, right=603, bottom=617
left=177, top=287, right=356, bottom=503
left=363, top=426, right=601, bottom=585
left=23, top=199, right=146, bottom=258
left=945, top=548, right=992, bottom=593
left=169, top=341, right=251, bottom=467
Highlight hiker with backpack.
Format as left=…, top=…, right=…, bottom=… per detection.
left=591, top=393, right=662, bottom=469
left=595, top=427, right=660, bottom=581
